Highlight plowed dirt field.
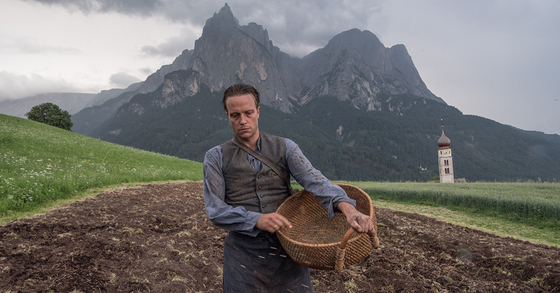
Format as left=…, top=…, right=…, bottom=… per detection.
left=1, top=182, right=559, bottom=292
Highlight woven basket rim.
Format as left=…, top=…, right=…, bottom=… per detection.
left=276, top=227, right=365, bottom=247
left=276, top=183, right=374, bottom=246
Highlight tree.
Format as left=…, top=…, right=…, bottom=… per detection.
left=25, top=102, right=73, bottom=131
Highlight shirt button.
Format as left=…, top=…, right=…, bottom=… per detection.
left=259, top=194, right=264, bottom=198
left=262, top=205, right=266, bottom=208
left=258, top=186, right=262, bottom=189
left=257, top=175, right=261, bottom=179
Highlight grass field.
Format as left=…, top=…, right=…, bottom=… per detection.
left=349, top=181, right=560, bottom=223
left=347, top=181, right=560, bottom=247
left=0, top=114, right=202, bottom=222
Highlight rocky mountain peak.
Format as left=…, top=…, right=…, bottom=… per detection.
left=241, top=22, right=273, bottom=53
left=388, top=44, right=444, bottom=103
left=326, top=29, right=384, bottom=52
left=299, top=28, right=442, bottom=108
left=135, top=5, right=442, bottom=113
left=156, top=4, right=296, bottom=112
left=204, top=3, right=239, bottom=30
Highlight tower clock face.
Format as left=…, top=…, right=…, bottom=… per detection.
left=439, top=149, right=452, bottom=158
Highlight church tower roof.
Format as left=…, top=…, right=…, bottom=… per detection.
left=438, top=127, right=451, bottom=148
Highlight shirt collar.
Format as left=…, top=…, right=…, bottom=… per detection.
left=256, top=135, right=262, bottom=153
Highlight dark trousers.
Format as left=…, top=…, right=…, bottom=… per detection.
left=223, top=231, right=313, bottom=293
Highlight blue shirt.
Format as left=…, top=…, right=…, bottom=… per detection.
left=203, top=136, right=356, bottom=237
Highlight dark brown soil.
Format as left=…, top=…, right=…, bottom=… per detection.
left=1, top=182, right=559, bottom=292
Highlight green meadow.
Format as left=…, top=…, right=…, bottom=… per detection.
left=348, top=181, right=560, bottom=247
left=351, top=181, right=560, bottom=223
left=2, top=113, right=559, bottom=247
left=0, top=114, right=202, bottom=222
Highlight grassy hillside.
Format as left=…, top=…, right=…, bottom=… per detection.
left=0, top=114, right=202, bottom=220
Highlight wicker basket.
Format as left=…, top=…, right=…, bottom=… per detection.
left=276, top=183, right=380, bottom=272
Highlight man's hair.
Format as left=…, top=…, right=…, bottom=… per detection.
left=222, top=84, right=260, bottom=112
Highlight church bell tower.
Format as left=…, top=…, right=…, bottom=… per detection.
left=437, top=124, right=454, bottom=183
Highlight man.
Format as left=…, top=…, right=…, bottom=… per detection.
left=203, top=84, right=374, bottom=292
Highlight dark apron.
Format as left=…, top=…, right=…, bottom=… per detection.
left=223, top=231, right=313, bottom=293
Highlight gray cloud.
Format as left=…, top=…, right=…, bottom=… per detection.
left=140, top=36, right=191, bottom=58
left=0, top=71, right=78, bottom=100
left=1, top=36, right=82, bottom=55
left=233, top=0, right=383, bottom=57
left=157, top=0, right=384, bottom=57
left=139, top=67, right=154, bottom=75
left=24, top=0, right=383, bottom=57
left=24, top=0, right=163, bottom=16
left=109, top=72, right=141, bottom=88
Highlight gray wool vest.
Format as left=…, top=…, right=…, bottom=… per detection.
left=221, top=133, right=290, bottom=214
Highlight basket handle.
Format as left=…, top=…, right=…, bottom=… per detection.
left=334, top=226, right=380, bottom=273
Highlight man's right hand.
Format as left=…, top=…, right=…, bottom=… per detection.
left=256, top=213, right=292, bottom=233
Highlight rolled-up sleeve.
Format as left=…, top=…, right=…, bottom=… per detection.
left=203, top=146, right=262, bottom=237
left=285, top=139, right=356, bottom=217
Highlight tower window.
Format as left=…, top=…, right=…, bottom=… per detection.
left=445, top=168, right=450, bottom=174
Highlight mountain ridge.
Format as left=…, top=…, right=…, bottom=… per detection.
left=82, top=4, right=560, bottom=182
left=3, top=4, right=559, bottom=182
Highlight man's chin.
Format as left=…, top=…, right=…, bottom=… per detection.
left=236, top=131, right=256, bottom=141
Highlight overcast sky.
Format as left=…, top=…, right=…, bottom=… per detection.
left=1, top=0, right=559, bottom=135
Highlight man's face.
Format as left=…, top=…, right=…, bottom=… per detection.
left=225, top=94, right=260, bottom=143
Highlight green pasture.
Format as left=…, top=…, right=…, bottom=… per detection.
left=350, top=181, right=560, bottom=223
left=0, top=114, right=202, bottom=221
left=348, top=181, right=560, bottom=247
